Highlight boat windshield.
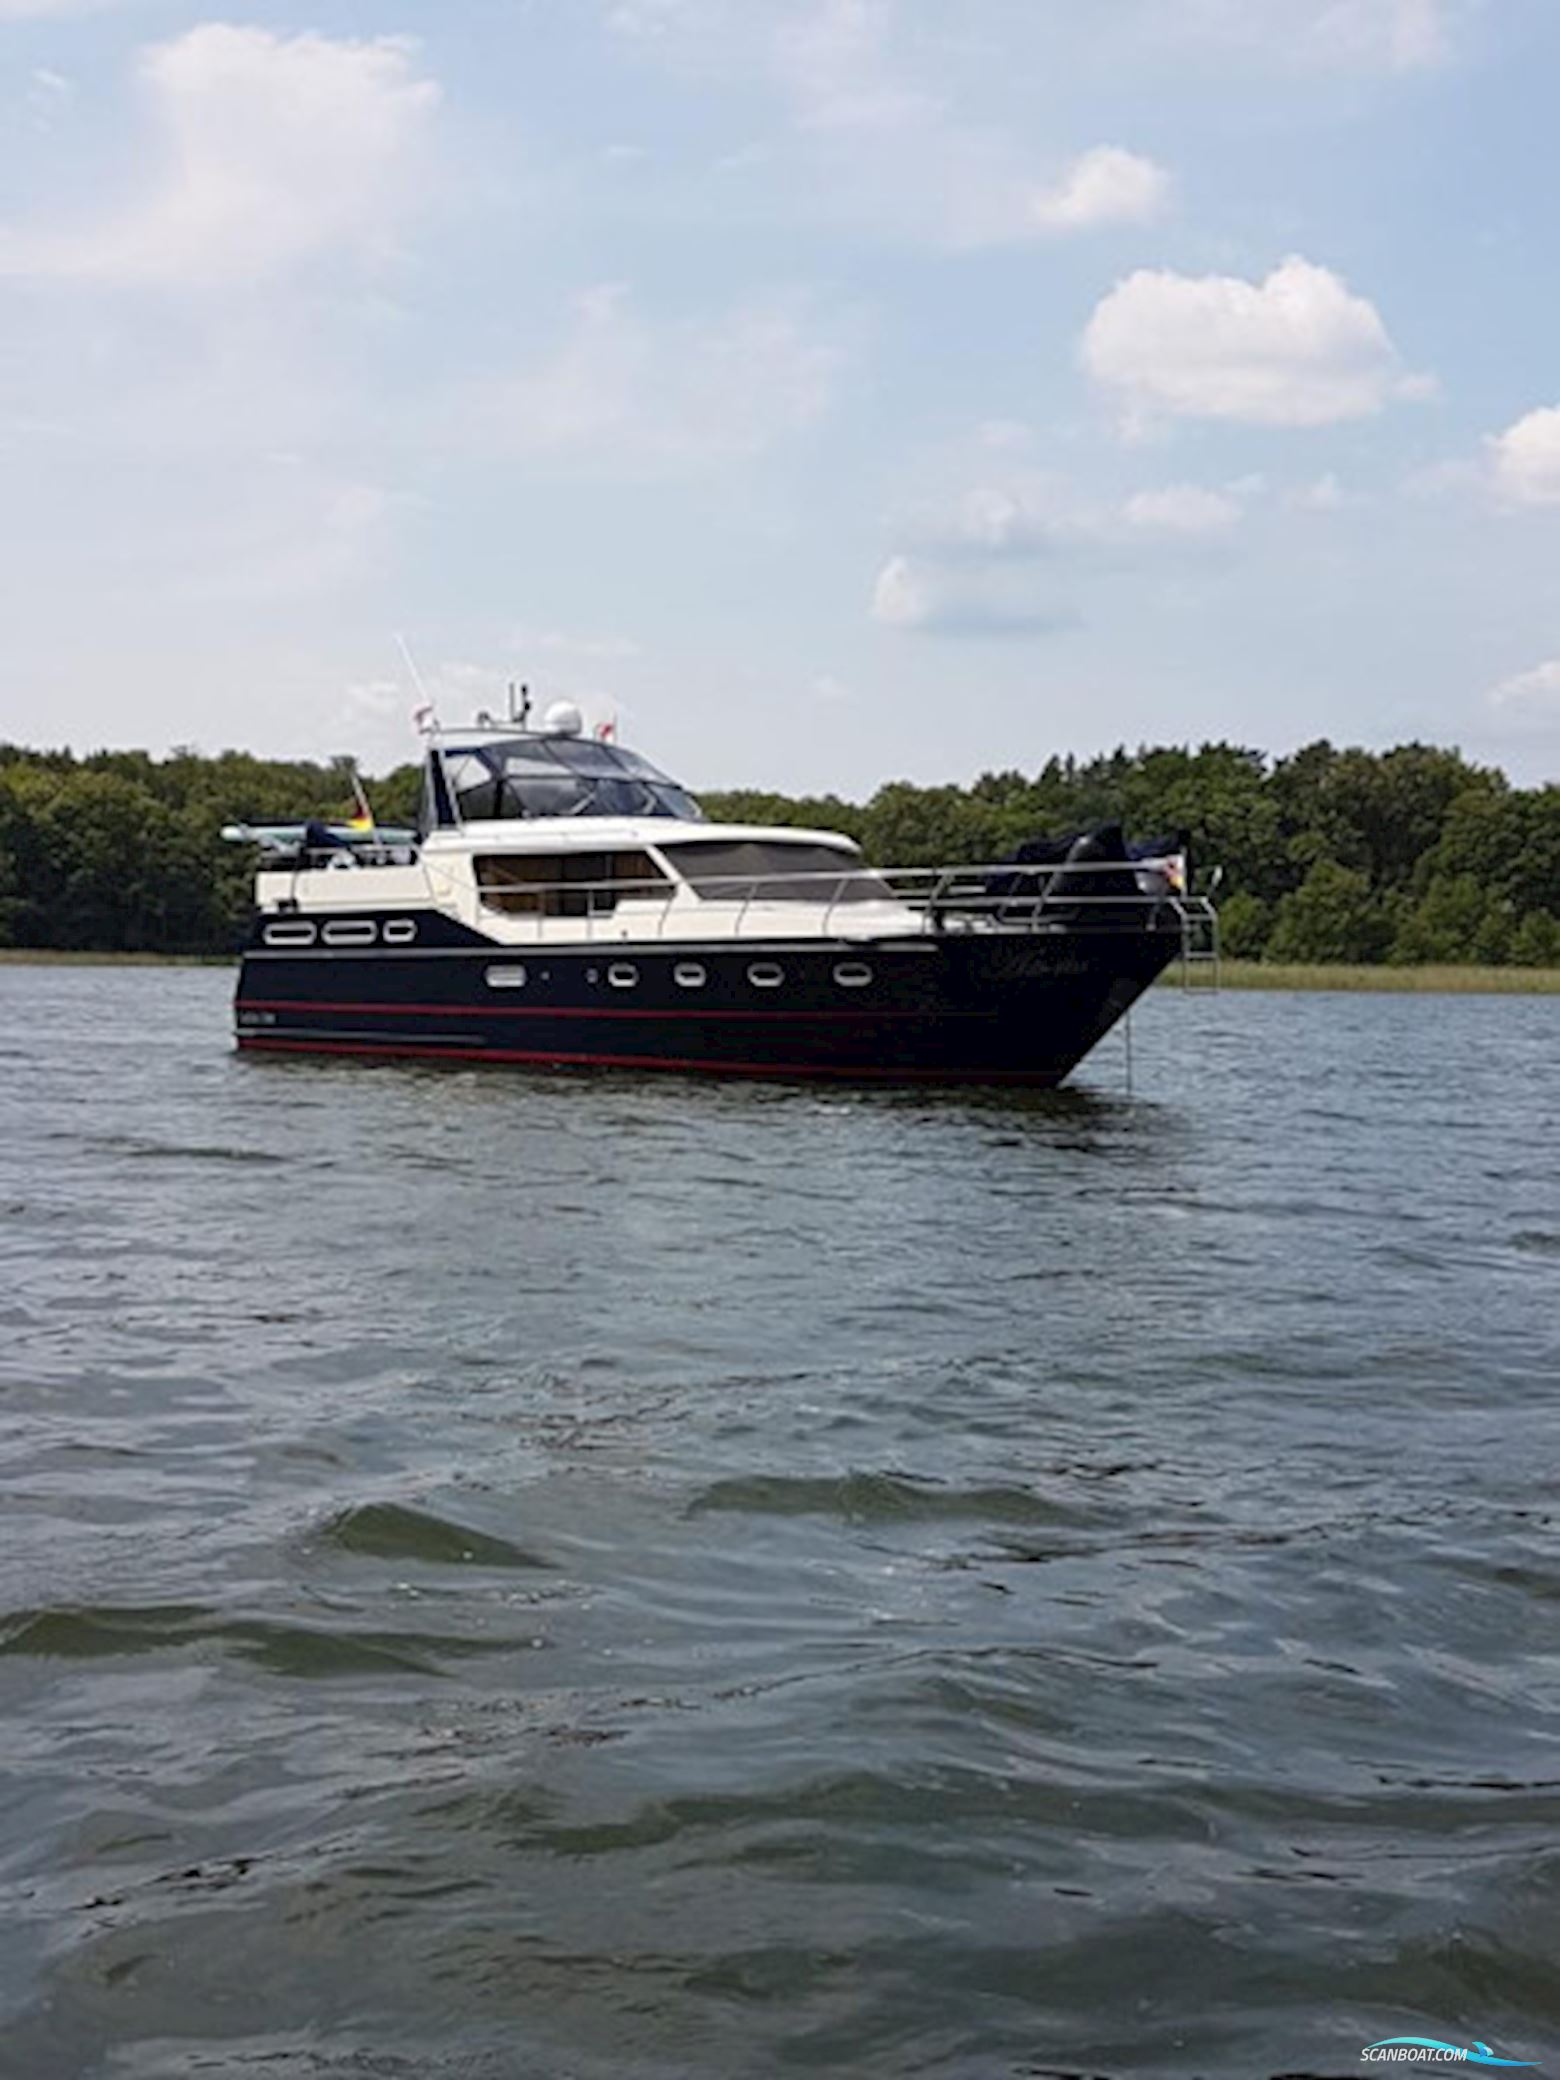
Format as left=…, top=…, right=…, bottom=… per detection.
left=439, top=737, right=704, bottom=823
left=661, top=839, right=891, bottom=904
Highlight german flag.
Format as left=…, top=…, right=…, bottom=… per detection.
left=345, top=770, right=376, bottom=833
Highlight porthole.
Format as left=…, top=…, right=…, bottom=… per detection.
left=383, top=918, right=417, bottom=945
left=263, top=921, right=317, bottom=948
left=485, top=964, right=528, bottom=989
left=747, top=962, right=784, bottom=989
left=833, top=962, right=873, bottom=988
left=608, top=963, right=639, bottom=989
left=674, top=962, right=707, bottom=989
left=322, top=919, right=377, bottom=947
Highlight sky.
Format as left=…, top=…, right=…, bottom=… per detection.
left=2, top=0, right=1559, bottom=795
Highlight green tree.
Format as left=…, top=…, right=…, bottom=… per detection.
left=1391, top=873, right=1511, bottom=966
left=1217, top=890, right=1272, bottom=960
left=0, top=731, right=1552, bottom=964
left=1511, top=910, right=1560, bottom=966
left=1267, top=861, right=1397, bottom=964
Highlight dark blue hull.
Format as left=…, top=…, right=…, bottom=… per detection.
left=235, top=920, right=1181, bottom=1085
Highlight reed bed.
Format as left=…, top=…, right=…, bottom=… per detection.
left=1170, top=960, right=1560, bottom=995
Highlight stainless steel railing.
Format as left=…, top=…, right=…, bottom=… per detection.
left=469, top=859, right=1219, bottom=948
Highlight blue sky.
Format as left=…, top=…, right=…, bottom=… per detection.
left=3, top=0, right=1559, bottom=794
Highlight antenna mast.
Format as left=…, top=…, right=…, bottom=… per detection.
left=395, top=632, right=443, bottom=736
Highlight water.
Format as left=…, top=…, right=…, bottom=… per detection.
left=1, top=966, right=1557, bottom=2080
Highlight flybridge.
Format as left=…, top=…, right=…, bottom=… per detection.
left=416, top=692, right=703, bottom=829
left=427, top=732, right=704, bottom=828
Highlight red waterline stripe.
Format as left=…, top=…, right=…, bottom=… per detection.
left=241, top=997, right=993, bottom=1023
left=236, top=1034, right=1056, bottom=1084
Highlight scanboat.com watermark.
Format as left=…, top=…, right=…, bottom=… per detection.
left=1360, top=2038, right=1536, bottom=2066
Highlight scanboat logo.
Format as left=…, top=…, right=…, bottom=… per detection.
left=1361, top=2039, right=1536, bottom=2067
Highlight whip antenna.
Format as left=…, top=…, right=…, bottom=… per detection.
left=394, top=632, right=436, bottom=710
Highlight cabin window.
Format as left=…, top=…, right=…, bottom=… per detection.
left=674, top=962, right=707, bottom=988
left=833, top=962, right=873, bottom=988
left=485, top=965, right=528, bottom=988
left=383, top=919, right=418, bottom=944
left=263, top=921, right=317, bottom=947
left=748, top=963, right=785, bottom=989
left=322, top=920, right=377, bottom=947
left=608, top=963, right=639, bottom=989
left=443, top=751, right=506, bottom=822
left=476, top=851, right=670, bottom=917
left=661, top=840, right=886, bottom=904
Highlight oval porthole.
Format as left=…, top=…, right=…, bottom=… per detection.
left=485, top=964, right=528, bottom=989
left=383, top=918, right=417, bottom=945
left=263, top=921, right=317, bottom=948
left=674, top=962, right=707, bottom=989
left=322, top=919, right=377, bottom=947
left=747, top=962, right=784, bottom=989
left=833, top=962, right=873, bottom=988
left=608, top=963, right=639, bottom=989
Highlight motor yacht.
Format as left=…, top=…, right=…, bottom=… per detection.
left=226, top=702, right=1214, bottom=1085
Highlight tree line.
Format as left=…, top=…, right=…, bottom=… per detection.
left=0, top=737, right=1556, bottom=965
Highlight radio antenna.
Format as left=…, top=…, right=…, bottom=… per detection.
left=394, top=632, right=434, bottom=708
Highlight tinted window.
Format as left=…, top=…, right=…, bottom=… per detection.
left=476, top=851, right=670, bottom=917
left=662, top=841, right=888, bottom=903
left=440, top=737, right=703, bottom=823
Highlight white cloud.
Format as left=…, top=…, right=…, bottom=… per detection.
left=1289, top=471, right=1351, bottom=511
left=0, top=26, right=439, bottom=285
left=1121, top=484, right=1241, bottom=536
left=465, top=283, right=846, bottom=472
left=909, top=473, right=1248, bottom=557
left=607, top=0, right=1171, bottom=248
left=874, top=461, right=1250, bottom=638
left=176, top=470, right=396, bottom=606
left=1082, top=255, right=1422, bottom=430
left=25, top=65, right=73, bottom=129
left=0, top=0, right=125, bottom=14
left=775, top=10, right=1172, bottom=245
left=609, top=0, right=1468, bottom=82
left=870, top=554, right=1073, bottom=636
left=872, top=554, right=928, bottom=626
left=510, top=626, right=643, bottom=661
left=1489, top=407, right=1560, bottom=507
left=60, top=455, right=401, bottom=614
left=1174, top=0, right=1462, bottom=71
left=1488, top=660, right=1560, bottom=719
left=1030, top=146, right=1170, bottom=233
left=773, top=0, right=929, bottom=134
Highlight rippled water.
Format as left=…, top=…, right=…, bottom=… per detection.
left=1, top=965, right=1557, bottom=2079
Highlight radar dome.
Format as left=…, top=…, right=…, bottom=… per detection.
left=542, top=700, right=584, bottom=737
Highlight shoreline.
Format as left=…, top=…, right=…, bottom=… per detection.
left=1168, top=959, right=1560, bottom=994
left=3, top=949, right=1558, bottom=994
